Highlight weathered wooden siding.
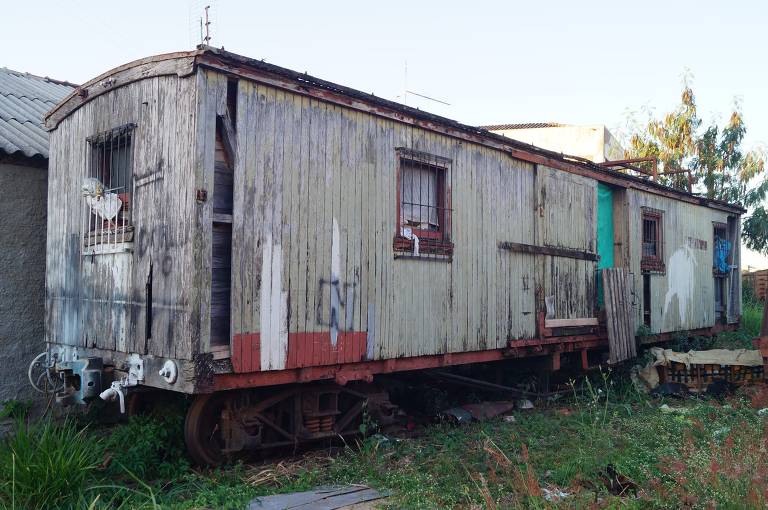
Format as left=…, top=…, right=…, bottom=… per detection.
left=46, top=74, right=199, bottom=360
left=536, top=166, right=597, bottom=320
left=626, top=189, right=737, bottom=333
left=46, top=62, right=742, bottom=375
left=226, top=71, right=598, bottom=371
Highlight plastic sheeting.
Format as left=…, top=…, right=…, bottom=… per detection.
left=714, top=236, right=732, bottom=273
left=651, top=347, right=763, bottom=369
left=597, top=183, right=614, bottom=307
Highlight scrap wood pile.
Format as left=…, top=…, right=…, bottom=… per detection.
left=633, top=346, right=765, bottom=397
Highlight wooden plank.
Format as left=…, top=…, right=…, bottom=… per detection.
left=544, top=318, right=599, bottom=328
left=603, top=267, right=636, bottom=364
left=498, top=241, right=598, bottom=262
left=248, top=486, right=387, bottom=510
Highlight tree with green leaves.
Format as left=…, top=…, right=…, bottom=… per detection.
left=623, top=82, right=768, bottom=254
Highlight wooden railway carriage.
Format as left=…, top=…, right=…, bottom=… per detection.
left=40, top=47, right=744, bottom=462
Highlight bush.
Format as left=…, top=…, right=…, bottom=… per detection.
left=102, top=413, right=189, bottom=480
left=0, top=419, right=100, bottom=510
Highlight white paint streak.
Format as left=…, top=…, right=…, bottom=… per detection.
left=260, top=233, right=289, bottom=370
left=663, top=246, right=697, bottom=327
left=330, top=218, right=341, bottom=346
left=331, top=218, right=341, bottom=280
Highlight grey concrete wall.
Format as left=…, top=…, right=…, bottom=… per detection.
left=0, top=160, right=46, bottom=403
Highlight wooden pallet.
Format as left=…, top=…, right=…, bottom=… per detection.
left=602, top=268, right=636, bottom=364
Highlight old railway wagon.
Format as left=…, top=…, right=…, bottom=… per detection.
left=40, top=47, right=744, bottom=463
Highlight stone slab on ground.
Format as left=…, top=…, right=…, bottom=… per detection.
left=248, top=485, right=389, bottom=510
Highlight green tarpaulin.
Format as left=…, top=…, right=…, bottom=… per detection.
left=597, top=183, right=614, bottom=307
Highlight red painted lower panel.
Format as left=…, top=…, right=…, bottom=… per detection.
left=232, top=333, right=260, bottom=373
left=214, top=338, right=605, bottom=391
left=221, top=325, right=737, bottom=389
left=231, top=331, right=367, bottom=373
left=286, top=331, right=366, bottom=369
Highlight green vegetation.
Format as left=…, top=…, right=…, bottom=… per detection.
left=0, top=419, right=101, bottom=510
left=621, top=78, right=768, bottom=254
left=5, top=378, right=768, bottom=508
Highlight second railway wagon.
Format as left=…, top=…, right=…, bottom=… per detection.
left=40, top=47, right=744, bottom=463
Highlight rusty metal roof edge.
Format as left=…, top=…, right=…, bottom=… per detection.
left=480, top=122, right=566, bottom=130
left=43, top=49, right=204, bottom=129
left=198, top=47, right=745, bottom=214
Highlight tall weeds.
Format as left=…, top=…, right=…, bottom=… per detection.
left=0, top=419, right=100, bottom=510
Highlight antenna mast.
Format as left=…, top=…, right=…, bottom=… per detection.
left=201, top=5, right=212, bottom=45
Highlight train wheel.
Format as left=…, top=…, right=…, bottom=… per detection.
left=185, top=392, right=229, bottom=465
left=184, top=384, right=394, bottom=465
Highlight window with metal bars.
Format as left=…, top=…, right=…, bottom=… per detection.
left=394, top=148, right=453, bottom=258
left=640, top=207, right=664, bottom=272
left=713, top=222, right=730, bottom=275
left=83, top=123, right=136, bottom=247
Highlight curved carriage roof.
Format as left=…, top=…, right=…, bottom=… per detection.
left=44, top=47, right=744, bottom=214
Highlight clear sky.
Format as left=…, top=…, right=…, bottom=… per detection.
left=5, top=0, right=768, bottom=266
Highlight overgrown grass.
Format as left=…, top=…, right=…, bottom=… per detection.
left=224, top=379, right=768, bottom=509
left=0, top=419, right=101, bottom=510
left=664, top=298, right=765, bottom=351
left=1, top=298, right=764, bottom=508
left=4, top=377, right=768, bottom=508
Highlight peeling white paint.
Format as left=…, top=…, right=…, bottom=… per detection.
left=260, top=233, right=288, bottom=370
left=331, top=218, right=341, bottom=281
left=330, top=218, right=341, bottom=346
left=663, top=246, right=697, bottom=327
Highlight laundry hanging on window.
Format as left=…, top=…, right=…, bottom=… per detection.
left=401, top=162, right=439, bottom=229
left=714, top=236, right=732, bottom=273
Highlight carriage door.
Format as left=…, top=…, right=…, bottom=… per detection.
left=713, top=222, right=728, bottom=322
left=209, top=79, right=238, bottom=352
left=534, top=166, right=598, bottom=324
left=210, top=121, right=234, bottom=349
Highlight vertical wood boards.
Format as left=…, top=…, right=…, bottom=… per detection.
left=47, top=65, right=742, bottom=374
left=46, top=74, right=199, bottom=361
left=626, top=189, right=736, bottom=335
left=603, top=268, right=636, bottom=363
left=227, top=79, right=549, bottom=368
left=726, top=217, right=741, bottom=324
left=210, top=129, right=234, bottom=347
left=535, top=165, right=597, bottom=320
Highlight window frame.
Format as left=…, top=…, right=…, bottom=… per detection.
left=640, top=207, right=665, bottom=272
left=393, top=147, right=453, bottom=258
left=713, top=221, right=729, bottom=276
left=83, top=123, right=137, bottom=248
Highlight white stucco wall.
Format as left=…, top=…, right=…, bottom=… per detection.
left=488, top=124, right=623, bottom=163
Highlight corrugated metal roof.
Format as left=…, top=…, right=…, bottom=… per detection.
left=480, top=122, right=565, bottom=131
left=0, top=68, right=75, bottom=159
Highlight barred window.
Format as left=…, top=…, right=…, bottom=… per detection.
left=83, top=123, right=136, bottom=247
left=401, top=161, right=440, bottom=232
left=394, top=148, right=453, bottom=258
left=642, top=216, right=659, bottom=257
left=641, top=207, right=664, bottom=272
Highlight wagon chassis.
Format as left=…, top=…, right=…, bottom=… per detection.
left=184, top=383, right=394, bottom=465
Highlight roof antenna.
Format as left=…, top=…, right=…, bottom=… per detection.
left=400, top=60, right=450, bottom=107
left=200, top=5, right=212, bottom=46
left=404, top=60, right=408, bottom=106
